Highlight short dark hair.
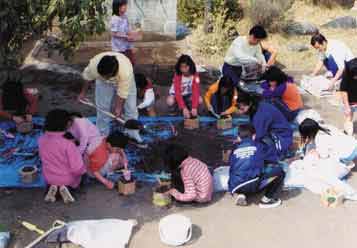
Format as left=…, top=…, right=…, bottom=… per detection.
left=135, top=73, right=149, bottom=89
left=262, top=66, right=289, bottom=85
left=2, top=80, right=29, bottom=115
left=44, top=109, right=71, bottom=132
left=249, top=25, right=267, bottom=39
left=238, top=124, right=256, bottom=139
left=236, top=92, right=259, bottom=117
left=310, top=33, right=327, bottom=46
left=106, top=131, right=129, bottom=148
left=112, top=0, right=128, bottom=16
left=163, top=143, right=189, bottom=171
left=175, top=54, right=197, bottom=75
left=97, top=56, right=119, bottom=78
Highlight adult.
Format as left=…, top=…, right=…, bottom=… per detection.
left=311, top=33, right=354, bottom=90
left=79, top=52, right=143, bottom=144
left=236, top=93, right=293, bottom=162
left=222, top=25, right=268, bottom=87
left=261, top=40, right=278, bottom=67
left=340, top=58, right=357, bottom=135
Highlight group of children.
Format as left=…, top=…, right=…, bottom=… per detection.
left=2, top=0, right=357, bottom=208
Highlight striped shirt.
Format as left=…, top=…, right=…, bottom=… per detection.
left=170, top=157, right=213, bottom=203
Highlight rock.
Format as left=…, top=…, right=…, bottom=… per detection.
left=176, top=22, right=190, bottom=40
left=283, top=21, right=319, bottom=35
left=287, top=43, right=310, bottom=52
left=322, top=16, right=357, bottom=29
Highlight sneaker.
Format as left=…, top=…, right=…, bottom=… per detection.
left=235, top=194, right=248, bottom=206
left=259, top=197, right=282, bottom=209
left=59, top=186, right=75, bottom=204
left=44, top=185, right=58, bottom=203
left=346, top=161, right=356, bottom=171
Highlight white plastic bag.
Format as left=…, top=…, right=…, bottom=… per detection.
left=295, top=109, right=323, bottom=125
left=67, top=219, right=137, bottom=248
left=213, top=166, right=230, bottom=192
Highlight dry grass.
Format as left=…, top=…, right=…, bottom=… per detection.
left=188, top=0, right=357, bottom=72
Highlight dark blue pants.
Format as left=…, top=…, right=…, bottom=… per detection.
left=210, top=94, right=231, bottom=114
left=222, top=63, right=242, bottom=87
left=237, top=166, right=285, bottom=199
left=323, top=55, right=339, bottom=77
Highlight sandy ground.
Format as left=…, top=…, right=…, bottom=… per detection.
left=1, top=69, right=357, bottom=248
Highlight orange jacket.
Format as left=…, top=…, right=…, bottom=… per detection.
left=204, top=81, right=238, bottom=115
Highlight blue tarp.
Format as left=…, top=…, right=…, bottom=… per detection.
left=0, top=116, right=248, bottom=188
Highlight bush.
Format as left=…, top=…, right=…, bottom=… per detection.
left=191, top=6, right=238, bottom=59
left=178, top=0, right=243, bottom=27
left=249, top=0, right=294, bottom=32
left=309, top=0, right=354, bottom=8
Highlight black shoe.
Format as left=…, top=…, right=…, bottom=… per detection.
left=259, top=197, right=281, bottom=209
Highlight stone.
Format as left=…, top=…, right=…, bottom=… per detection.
left=217, top=117, right=233, bottom=130
left=184, top=118, right=199, bottom=130
left=118, top=179, right=136, bottom=196
left=283, top=21, right=319, bottom=35
left=287, top=43, right=310, bottom=52
left=322, top=16, right=357, bottom=29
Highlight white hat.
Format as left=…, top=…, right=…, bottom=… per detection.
left=159, top=214, right=192, bottom=246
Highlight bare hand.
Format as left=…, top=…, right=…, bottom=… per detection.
left=114, top=106, right=123, bottom=118
left=25, top=114, right=32, bottom=122
left=183, top=108, right=191, bottom=119
left=191, top=108, right=198, bottom=117
left=105, top=181, right=115, bottom=190
left=77, top=92, right=86, bottom=102
left=13, top=116, right=25, bottom=124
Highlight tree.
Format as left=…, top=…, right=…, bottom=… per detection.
left=0, top=0, right=107, bottom=67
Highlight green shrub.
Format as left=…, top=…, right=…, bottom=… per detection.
left=249, top=0, right=294, bottom=32
left=178, top=0, right=243, bottom=27
left=191, top=5, right=238, bottom=59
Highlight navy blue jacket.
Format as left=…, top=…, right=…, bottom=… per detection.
left=252, top=102, right=293, bottom=161
left=228, top=138, right=264, bottom=193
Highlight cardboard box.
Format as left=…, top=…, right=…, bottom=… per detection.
left=184, top=118, right=199, bottom=130
left=118, top=180, right=136, bottom=196
left=217, top=117, right=232, bottom=130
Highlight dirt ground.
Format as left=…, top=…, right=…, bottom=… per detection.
left=1, top=68, right=357, bottom=248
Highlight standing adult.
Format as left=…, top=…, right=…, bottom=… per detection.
left=222, top=25, right=268, bottom=87
left=311, top=33, right=354, bottom=90
left=340, top=58, right=357, bottom=135
left=79, top=52, right=143, bottom=145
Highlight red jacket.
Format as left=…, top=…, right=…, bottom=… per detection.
left=173, top=73, right=200, bottom=110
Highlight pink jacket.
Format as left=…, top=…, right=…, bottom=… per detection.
left=38, top=132, right=86, bottom=188
left=68, top=117, right=103, bottom=155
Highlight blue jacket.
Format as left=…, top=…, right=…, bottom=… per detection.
left=252, top=102, right=293, bottom=161
left=228, top=138, right=264, bottom=193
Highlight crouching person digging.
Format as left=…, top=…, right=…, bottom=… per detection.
left=163, top=144, right=213, bottom=204
left=228, top=124, right=285, bottom=208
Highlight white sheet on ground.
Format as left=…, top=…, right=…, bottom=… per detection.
left=213, top=166, right=230, bottom=192
left=285, top=154, right=355, bottom=195
left=301, top=75, right=333, bottom=98
left=67, top=219, right=136, bottom=248
left=295, top=109, right=323, bottom=125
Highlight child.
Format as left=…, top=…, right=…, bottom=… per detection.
left=261, top=66, right=303, bottom=121
left=299, top=118, right=357, bottom=168
left=166, top=55, right=202, bottom=119
left=204, top=76, right=238, bottom=118
left=111, top=0, right=139, bottom=65
left=67, top=112, right=103, bottom=156
left=0, top=80, right=38, bottom=123
left=38, top=109, right=86, bottom=204
left=135, top=73, right=156, bottom=116
left=228, top=124, right=285, bottom=208
left=87, top=131, right=129, bottom=189
left=164, top=144, right=213, bottom=203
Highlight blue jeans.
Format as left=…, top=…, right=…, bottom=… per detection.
left=340, top=147, right=357, bottom=165
left=95, top=77, right=139, bottom=140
